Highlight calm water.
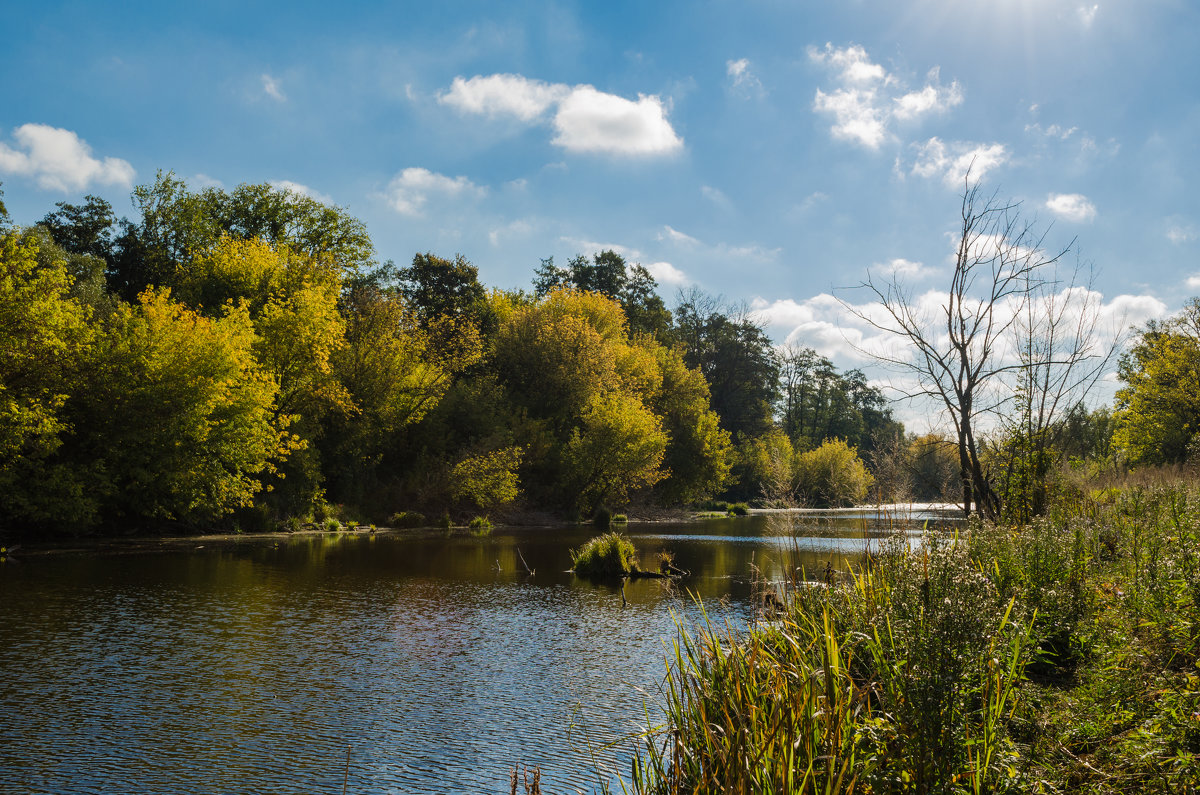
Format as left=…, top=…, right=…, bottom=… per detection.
left=0, top=513, right=937, bottom=794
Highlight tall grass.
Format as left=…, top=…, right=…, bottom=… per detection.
left=632, top=479, right=1200, bottom=794
left=635, top=533, right=1032, bottom=794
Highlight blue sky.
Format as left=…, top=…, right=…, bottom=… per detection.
left=2, top=0, right=1198, bottom=383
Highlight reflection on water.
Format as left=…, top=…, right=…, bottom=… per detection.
left=0, top=513, right=934, bottom=794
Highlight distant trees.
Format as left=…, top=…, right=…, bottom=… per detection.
left=1114, top=298, right=1200, bottom=465
left=534, top=250, right=672, bottom=339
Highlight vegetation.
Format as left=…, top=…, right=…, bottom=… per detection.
left=570, top=532, right=639, bottom=578
left=634, top=479, right=1200, bottom=793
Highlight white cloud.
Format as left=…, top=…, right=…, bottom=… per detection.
left=1045, top=193, right=1097, bottom=223
left=438, top=73, right=568, bottom=121
left=0, top=123, right=134, bottom=192
left=1077, top=4, right=1099, bottom=28
left=1167, top=222, right=1197, bottom=244
left=384, top=167, right=485, bottom=216
left=874, top=258, right=936, bottom=280
left=701, top=185, right=732, bottom=209
left=726, top=58, right=764, bottom=96
left=261, top=74, right=286, bottom=102
left=191, top=173, right=224, bottom=189
left=440, top=73, right=683, bottom=156
left=552, top=86, right=682, bottom=155
left=658, top=225, right=701, bottom=246
left=1186, top=274, right=1200, bottom=289
left=1025, top=122, right=1078, bottom=141
left=909, top=137, right=1008, bottom=187
left=488, top=218, right=534, bottom=247
left=809, top=44, right=963, bottom=149
left=270, top=180, right=333, bottom=204
left=645, top=261, right=690, bottom=286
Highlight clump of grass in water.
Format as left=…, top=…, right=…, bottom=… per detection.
left=571, top=532, right=638, bottom=578
left=468, top=515, right=492, bottom=535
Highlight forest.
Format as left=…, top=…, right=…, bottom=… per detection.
left=1, top=174, right=1197, bottom=538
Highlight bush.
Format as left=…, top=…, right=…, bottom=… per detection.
left=323, top=517, right=341, bottom=532
left=726, top=502, right=749, bottom=516
left=571, top=533, right=638, bottom=578
left=794, top=438, right=873, bottom=507
left=437, top=511, right=453, bottom=531
left=390, top=511, right=426, bottom=529
left=468, top=515, right=492, bottom=535
left=612, top=513, right=628, bottom=524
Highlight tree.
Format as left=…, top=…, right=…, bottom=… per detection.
left=794, top=438, right=874, bottom=508
left=674, top=289, right=779, bottom=440
left=1113, top=298, right=1200, bottom=465
left=850, top=180, right=1092, bottom=519
left=72, top=289, right=292, bottom=524
left=398, top=252, right=486, bottom=323
left=38, top=195, right=117, bottom=261
left=0, top=229, right=95, bottom=527
left=534, top=250, right=672, bottom=340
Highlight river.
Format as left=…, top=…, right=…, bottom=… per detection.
left=0, top=511, right=943, bottom=794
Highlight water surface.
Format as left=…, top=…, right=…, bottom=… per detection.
left=0, top=513, right=937, bottom=794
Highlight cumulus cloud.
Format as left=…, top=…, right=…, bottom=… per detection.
left=1186, top=273, right=1200, bottom=290
left=0, top=123, right=135, bottom=192
left=726, top=58, right=764, bottom=96
left=270, top=180, right=333, bottom=204
left=1045, top=193, right=1097, bottom=223
left=1078, top=4, right=1099, bottom=28
left=551, top=87, right=682, bottom=155
left=909, top=137, right=1008, bottom=187
left=439, top=73, right=683, bottom=156
left=809, top=44, right=963, bottom=149
left=438, top=74, right=568, bottom=121
left=261, top=74, right=286, bottom=102
left=384, top=167, right=485, bottom=216
left=646, top=261, right=689, bottom=286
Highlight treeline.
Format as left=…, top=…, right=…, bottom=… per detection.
left=0, top=174, right=908, bottom=536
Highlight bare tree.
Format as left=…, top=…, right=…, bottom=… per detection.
left=846, top=179, right=1112, bottom=520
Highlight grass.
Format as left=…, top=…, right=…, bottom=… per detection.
left=631, top=477, right=1200, bottom=794
left=570, top=532, right=639, bottom=578
left=468, top=515, right=493, bottom=535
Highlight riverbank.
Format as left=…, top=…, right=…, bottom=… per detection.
left=631, top=481, right=1200, bottom=794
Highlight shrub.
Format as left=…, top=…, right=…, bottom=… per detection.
left=468, top=515, right=493, bottom=535
left=323, top=517, right=341, bottom=532
left=437, top=512, right=453, bottom=531
left=726, top=502, right=749, bottom=516
left=612, top=513, right=629, bottom=524
left=794, top=438, right=873, bottom=507
left=571, top=533, right=638, bottom=578
left=389, top=511, right=426, bottom=529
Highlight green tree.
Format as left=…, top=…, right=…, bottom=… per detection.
left=674, top=290, right=780, bottom=440
left=1114, top=298, right=1200, bottom=465
left=38, top=195, right=117, bottom=261
left=0, top=229, right=95, bottom=528
left=74, top=289, right=292, bottom=524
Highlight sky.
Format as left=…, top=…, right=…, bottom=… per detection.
left=2, top=0, right=1198, bottom=418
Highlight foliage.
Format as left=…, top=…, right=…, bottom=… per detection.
left=533, top=250, right=672, bottom=340
left=390, top=511, right=426, bottom=528
left=570, top=532, right=638, bottom=578
left=1114, top=297, right=1200, bottom=465
left=777, top=344, right=902, bottom=457
left=674, top=289, right=780, bottom=440
left=467, top=515, right=493, bottom=535
left=793, top=438, right=873, bottom=508
left=635, top=532, right=1031, bottom=794
left=450, top=446, right=523, bottom=510
left=75, top=289, right=293, bottom=524
left=0, top=229, right=95, bottom=526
